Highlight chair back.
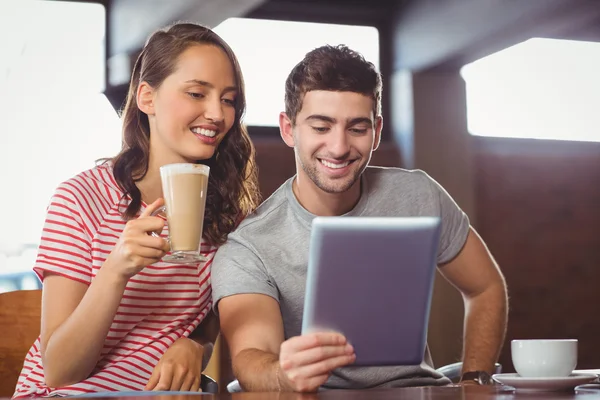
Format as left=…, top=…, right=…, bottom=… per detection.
left=0, top=289, right=42, bottom=397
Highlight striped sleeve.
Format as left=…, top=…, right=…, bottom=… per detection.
left=33, top=182, right=93, bottom=285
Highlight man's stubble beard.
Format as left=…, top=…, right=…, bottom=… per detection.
left=298, top=154, right=364, bottom=194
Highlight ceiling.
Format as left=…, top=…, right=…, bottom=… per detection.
left=109, top=0, right=268, bottom=57
left=103, top=0, right=600, bottom=108
left=107, top=0, right=600, bottom=70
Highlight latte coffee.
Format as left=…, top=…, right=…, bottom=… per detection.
left=159, top=163, right=209, bottom=261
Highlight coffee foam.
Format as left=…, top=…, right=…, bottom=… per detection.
left=160, top=163, right=210, bottom=176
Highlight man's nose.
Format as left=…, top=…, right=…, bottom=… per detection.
left=327, top=128, right=351, bottom=157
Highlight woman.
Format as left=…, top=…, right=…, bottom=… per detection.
left=13, top=22, right=260, bottom=398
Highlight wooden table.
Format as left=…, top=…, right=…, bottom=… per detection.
left=8, top=384, right=597, bottom=400
left=223, top=385, right=600, bottom=399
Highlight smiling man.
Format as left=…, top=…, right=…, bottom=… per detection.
left=211, top=45, right=508, bottom=392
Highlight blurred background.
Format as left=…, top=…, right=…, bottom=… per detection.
left=1, top=0, right=599, bottom=387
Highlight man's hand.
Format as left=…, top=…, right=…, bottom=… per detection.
left=439, top=228, right=508, bottom=375
left=278, top=332, right=356, bottom=392
left=145, top=337, right=204, bottom=392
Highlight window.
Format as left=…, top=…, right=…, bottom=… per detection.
left=0, top=1, right=119, bottom=290
left=213, top=18, right=380, bottom=127
left=461, top=38, right=600, bottom=142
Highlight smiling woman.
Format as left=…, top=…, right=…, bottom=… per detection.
left=12, top=22, right=260, bottom=398
left=113, top=26, right=259, bottom=243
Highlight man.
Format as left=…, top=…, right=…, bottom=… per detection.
left=211, top=45, right=508, bottom=392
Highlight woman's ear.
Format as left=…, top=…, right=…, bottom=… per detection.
left=279, top=112, right=295, bottom=148
left=136, top=81, right=155, bottom=115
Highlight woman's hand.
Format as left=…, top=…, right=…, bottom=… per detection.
left=103, top=198, right=170, bottom=279
left=145, top=337, right=205, bottom=392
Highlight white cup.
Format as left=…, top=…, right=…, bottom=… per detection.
left=511, top=339, right=577, bottom=378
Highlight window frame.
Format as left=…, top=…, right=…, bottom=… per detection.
left=241, top=3, right=392, bottom=141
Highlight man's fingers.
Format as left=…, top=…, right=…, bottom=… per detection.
left=299, top=374, right=330, bottom=393
left=281, top=344, right=354, bottom=369
left=286, top=354, right=356, bottom=382
left=278, top=332, right=351, bottom=393
left=284, top=332, right=347, bottom=352
left=281, top=369, right=330, bottom=393
left=145, top=366, right=160, bottom=391
left=140, top=198, right=165, bottom=218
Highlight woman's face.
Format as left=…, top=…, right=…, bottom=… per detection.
left=141, top=44, right=238, bottom=165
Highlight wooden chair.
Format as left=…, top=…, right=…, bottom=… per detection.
left=0, top=289, right=42, bottom=397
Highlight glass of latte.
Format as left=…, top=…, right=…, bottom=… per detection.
left=153, top=163, right=210, bottom=264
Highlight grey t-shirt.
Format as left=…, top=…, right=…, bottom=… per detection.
left=212, top=166, right=470, bottom=389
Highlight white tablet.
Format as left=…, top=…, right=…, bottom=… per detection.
left=301, top=216, right=441, bottom=366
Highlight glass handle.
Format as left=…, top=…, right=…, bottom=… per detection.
left=149, top=205, right=166, bottom=238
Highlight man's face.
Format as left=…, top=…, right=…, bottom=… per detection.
left=281, top=90, right=382, bottom=194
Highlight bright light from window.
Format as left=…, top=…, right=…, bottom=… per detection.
left=214, top=18, right=379, bottom=126
left=461, top=38, right=600, bottom=142
left=0, top=1, right=121, bottom=261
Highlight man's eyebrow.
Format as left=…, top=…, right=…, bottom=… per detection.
left=304, top=115, right=373, bottom=125
left=185, top=79, right=237, bottom=93
left=347, top=117, right=373, bottom=126
left=305, top=115, right=336, bottom=123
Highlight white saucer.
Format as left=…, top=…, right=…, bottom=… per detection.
left=492, top=373, right=598, bottom=392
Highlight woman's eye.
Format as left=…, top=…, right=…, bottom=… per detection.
left=222, top=98, right=236, bottom=106
left=187, top=92, right=204, bottom=99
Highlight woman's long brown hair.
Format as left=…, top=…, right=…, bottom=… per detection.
left=111, top=22, right=260, bottom=246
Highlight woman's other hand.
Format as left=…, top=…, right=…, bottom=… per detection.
left=145, top=337, right=205, bottom=392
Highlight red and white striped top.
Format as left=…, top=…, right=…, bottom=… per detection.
left=13, top=163, right=215, bottom=398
